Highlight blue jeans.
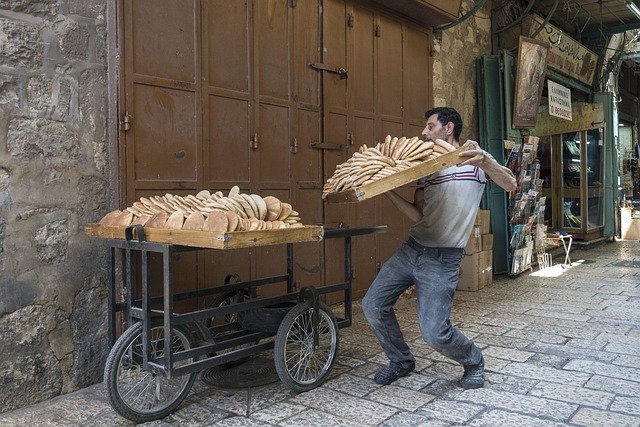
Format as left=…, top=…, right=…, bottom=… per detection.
left=362, top=237, right=482, bottom=368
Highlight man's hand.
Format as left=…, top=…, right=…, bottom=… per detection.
left=458, top=140, right=487, bottom=167
left=457, top=139, right=517, bottom=192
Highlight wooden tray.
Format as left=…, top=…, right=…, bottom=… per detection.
left=324, top=146, right=467, bottom=203
left=85, top=223, right=324, bottom=249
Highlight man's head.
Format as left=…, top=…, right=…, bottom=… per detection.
left=422, top=107, right=463, bottom=144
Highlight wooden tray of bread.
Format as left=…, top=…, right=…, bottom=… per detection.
left=84, top=223, right=323, bottom=249
left=323, top=137, right=467, bottom=203
left=85, top=187, right=323, bottom=249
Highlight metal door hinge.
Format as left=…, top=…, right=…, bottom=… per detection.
left=347, top=13, right=354, bottom=27
left=250, top=133, right=259, bottom=149
left=119, top=113, right=132, bottom=132
left=309, top=62, right=348, bottom=79
left=347, top=132, right=353, bottom=145
left=374, top=24, right=381, bottom=37
left=291, top=137, right=298, bottom=154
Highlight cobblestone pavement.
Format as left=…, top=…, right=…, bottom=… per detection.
left=2, top=241, right=640, bottom=426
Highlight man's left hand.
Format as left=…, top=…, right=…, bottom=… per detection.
left=458, top=140, right=488, bottom=167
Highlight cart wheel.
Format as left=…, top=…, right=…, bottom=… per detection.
left=104, top=321, right=197, bottom=423
left=274, top=301, right=339, bottom=392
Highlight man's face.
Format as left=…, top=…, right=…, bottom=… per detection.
left=422, top=114, right=448, bottom=142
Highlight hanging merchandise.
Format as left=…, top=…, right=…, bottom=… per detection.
left=506, top=135, right=547, bottom=275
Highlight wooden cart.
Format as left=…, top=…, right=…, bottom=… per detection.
left=86, top=222, right=386, bottom=423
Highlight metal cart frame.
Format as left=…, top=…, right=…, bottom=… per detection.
left=103, top=225, right=386, bottom=421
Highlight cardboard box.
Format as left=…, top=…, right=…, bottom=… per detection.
left=457, top=249, right=493, bottom=291
left=474, top=209, right=491, bottom=235
left=464, top=227, right=482, bottom=255
left=481, top=233, right=494, bottom=252
left=479, top=249, right=493, bottom=287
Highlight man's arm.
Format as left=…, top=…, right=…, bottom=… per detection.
left=458, top=140, right=517, bottom=192
left=384, top=188, right=423, bottom=223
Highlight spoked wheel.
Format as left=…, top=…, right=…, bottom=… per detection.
left=104, top=321, right=197, bottom=423
left=274, top=301, right=339, bottom=392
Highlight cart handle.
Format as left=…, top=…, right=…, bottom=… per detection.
left=298, top=286, right=320, bottom=349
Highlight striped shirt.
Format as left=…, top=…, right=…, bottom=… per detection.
left=409, top=165, right=487, bottom=248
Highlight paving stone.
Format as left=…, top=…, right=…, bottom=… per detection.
left=565, top=338, right=607, bottom=350
left=421, top=362, right=462, bottom=381
left=570, top=407, right=640, bottom=427
left=453, top=389, right=577, bottom=421
left=585, top=375, right=640, bottom=397
left=390, top=372, right=437, bottom=390
left=367, top=385, right=436, bottom=411
left=474, top=333, right=533, bottom=349
left=610, top=396, right=640, bottom=416
left=380, top=411, right=451, bottom=427
left=466, top=409, right=569, bottom=427
left=417, top=399, right=484, bottom=424
left=420, top=378, right=459, bottom=397
left=211, top=416, right=273, bottom=426
left=482, top=345, right=534, bottom=362
left=564, top=359, right=640, bottom=381
left=290, top=387, right=397, bottom=425
left=500, top=361, right=591, bottom=385
left=502, top=329, right=568, bottom=344
left=249, top=402, right=307, bottom=424
left=524, top=308, right=592, bottom=322
left=324, top=374, right=380, bottom=397
left=336, top=356, right=366, bottom=367
left=528, top=381, right=614, bottom=409
left=526, top=353, right=570, bottom=369
left=525, top=341, right=617, bottom=362
left=348, top=361, right=383, bottom=378
left=613, top=354, right=640, bottom=368
left=604, top=342, right=640, bottom=356
left=278, top=409, right=363, bottom=427
left=484, top=372, right=539, bottom=394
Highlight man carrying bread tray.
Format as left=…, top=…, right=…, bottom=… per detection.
left=362, top=107, right=517, bottom=389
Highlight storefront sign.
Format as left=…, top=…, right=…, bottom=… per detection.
left=532, top=102, right=603, bottom=136
left=525, top=15, right=597, bottom=86
left=547, top=80, right=572, bottom=121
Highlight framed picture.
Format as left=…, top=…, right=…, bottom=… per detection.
left=513, top=36, right=549, bottom=128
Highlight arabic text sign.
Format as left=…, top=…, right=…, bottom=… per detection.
left=527, top=15, right=597, bottom=86
left=548, top=80, right=572, bottom=121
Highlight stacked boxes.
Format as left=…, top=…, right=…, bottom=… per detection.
left=458, top=209, right=493, bottom=291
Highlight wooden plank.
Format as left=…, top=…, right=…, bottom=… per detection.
left=85, top=223, right=324, bottom=249
left=325, top=146, right=466, bottom=203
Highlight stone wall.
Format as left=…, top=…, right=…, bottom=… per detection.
left=432, top=0, right=493, bottom=143
left=0, top=0, right=110, bottom=412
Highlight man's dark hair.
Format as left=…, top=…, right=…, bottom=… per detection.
left=424, top=107, right=463, bottom=141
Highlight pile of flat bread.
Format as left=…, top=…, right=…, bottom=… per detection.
left=99, top=186, right=304, bottom=232
left=322, top=136, right=456, bottom=198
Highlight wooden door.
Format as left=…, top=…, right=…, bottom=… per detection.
left=321, top=0, right=432, bottom=300
left=121, top=0, right=324, bottom=305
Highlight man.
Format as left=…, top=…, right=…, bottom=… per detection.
left=362, top=106, right=517, bottom=389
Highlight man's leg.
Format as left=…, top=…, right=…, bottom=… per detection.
left=362, top=243, right=416, bottom=382
left=414, top=247, right=484, bottom=387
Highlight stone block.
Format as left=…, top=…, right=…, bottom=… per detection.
left=7, top=118, right=81, bottom=162
left=58, top=21, right=90, bottom=61
left=27, top=75, right=71, bottom=121
left=34, top=220, right=68, bottom=264
left=0, top=0, right=58, bottom=16
left=529, top=381, right=614, bottom=409
left=67, top=0, right=105, bottom=18
left=0, top=19, right=44, bottom=69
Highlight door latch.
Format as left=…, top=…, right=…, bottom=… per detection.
left=250, top=133, right=259, bottom=149
left=309, top=63, right=348, bottom=79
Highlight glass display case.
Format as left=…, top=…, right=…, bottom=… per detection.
left=560, top=128, right=604, bottom=239
left=535, top=128, right=604, bottom=240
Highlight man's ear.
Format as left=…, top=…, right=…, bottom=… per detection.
left=445, top=121, right=454, bottom=136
